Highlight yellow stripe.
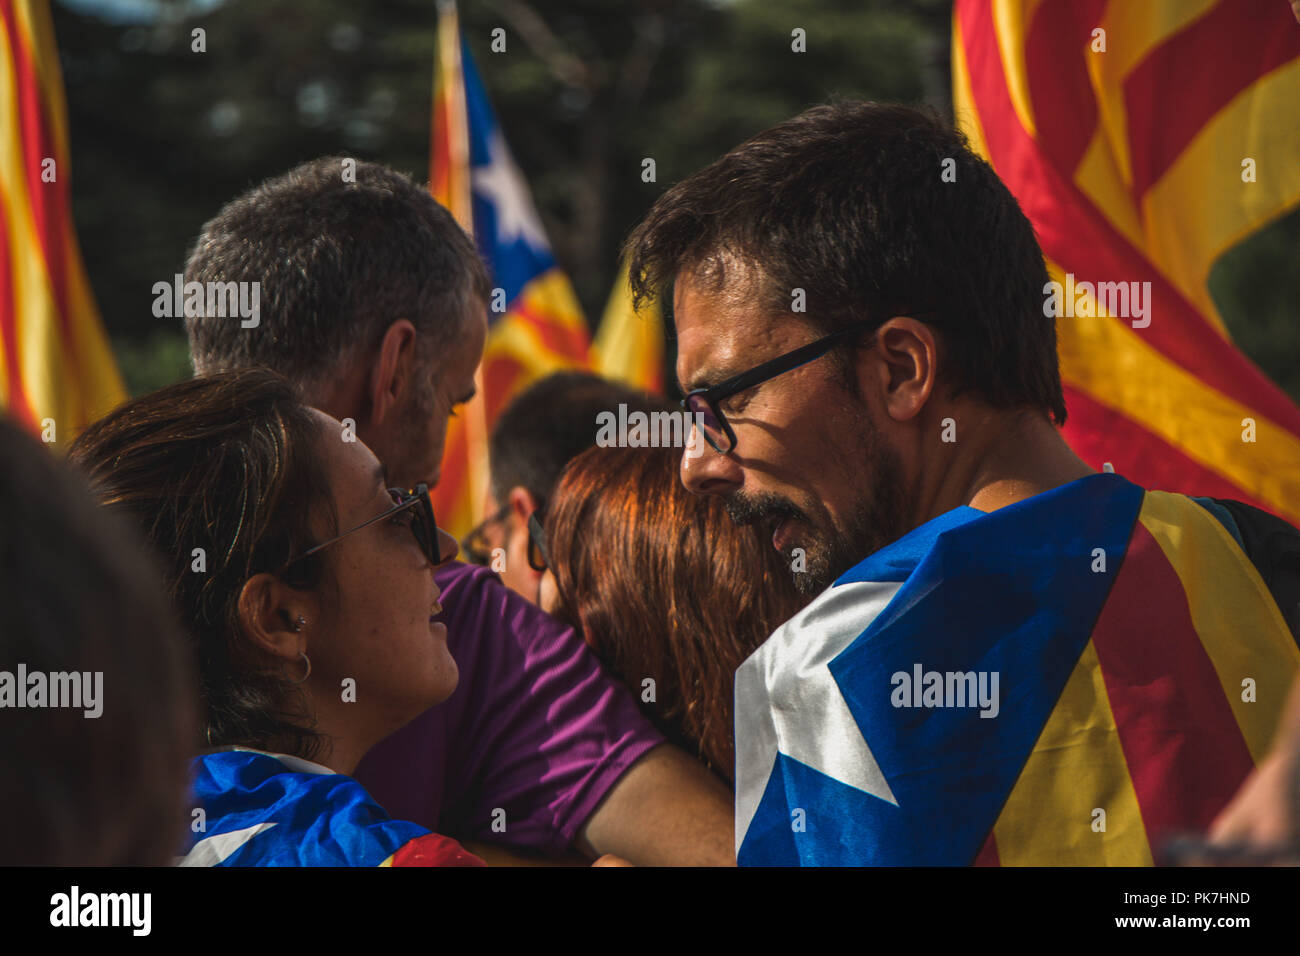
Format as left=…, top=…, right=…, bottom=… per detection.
left=433, top=3, right=471, bottom=231
left=486, top=315, right=585, bottom=379
left=951, top=14, right=992, bottom=171
left=0, top=3, right=124, bottom=435
left=1084, top=0, right=1217, bottom=192
left=592, top=256, right=664, bottom=392
left=1050, top=258, right=1300, bottom=525
left=515, top=268, right=589, bottom=343
left=1136, top=491, right=1300, bottom=763
left=13, top=0, right=70, bottom=168
left=0, top=9, right=60, bottom=422
left=1140, top=57, right=1300, bottom=334
left=993, top=641, right=1153, bottom=866
left=60, top=225, right=126, bottom=434
left=991, top=0, right=1041, bottom=141
left=1072, top=0, right=1227, bottom=335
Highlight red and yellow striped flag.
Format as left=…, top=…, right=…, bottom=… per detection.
left=429, top=1, right=591, bottom=538
left=0, top=0, right=124, bottom=440
left=592, top=255, right=665, bottom=396
left=952, top=0, right=1300, bottom=524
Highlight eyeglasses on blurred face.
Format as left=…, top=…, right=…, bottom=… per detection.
left=460, top=503, right=511, bottom=566
left=526, top=505, right=549, bottom=573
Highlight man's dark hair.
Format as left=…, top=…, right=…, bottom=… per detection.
left=625, top=101, right=1066, bottom=425
left=0, top=417, right=196, bottom=864
left=489, top=371, right=671, bottom=503
left=185, top=156, right=491, bottom=402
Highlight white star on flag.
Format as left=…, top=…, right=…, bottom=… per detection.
left=471, top=128, right=551, bottom=251
left=735, top=578, right=901, bottom=852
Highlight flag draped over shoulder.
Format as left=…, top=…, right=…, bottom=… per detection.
left=952, top=0, right=1300, bottom=525
left=0, top=0, right=124, bottom=437
left=735, top=473, right=1300, bottom=865
left=430, top=2, right=590, bottom=538
left=180, top=750, right=485, bottom=867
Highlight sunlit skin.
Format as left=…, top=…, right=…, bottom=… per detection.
left=315, top=305, right=487, bottom=493
left=236, top=410, right=459, bottom=776
left=674, top=258, right=1095, bottom=591
left=480, top=486, right=545, bottom=603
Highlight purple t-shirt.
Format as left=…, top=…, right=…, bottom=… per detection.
left=354, top=561, right=664, bottom=856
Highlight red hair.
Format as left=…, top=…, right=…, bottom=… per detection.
left=546, top=444, right=807, bottom=782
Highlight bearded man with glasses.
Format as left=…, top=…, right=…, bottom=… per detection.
left=626, top=101, right=1300, bottom=867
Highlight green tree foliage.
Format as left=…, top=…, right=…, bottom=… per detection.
left=51, top=0, right=1298, bottom=402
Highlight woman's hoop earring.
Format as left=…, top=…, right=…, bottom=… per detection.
left=288, top=651, right=312, bottom=685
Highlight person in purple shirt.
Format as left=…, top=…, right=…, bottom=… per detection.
left=182, top=157, right=734, bottom=865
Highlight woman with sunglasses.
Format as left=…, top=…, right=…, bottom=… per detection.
left=70, top=368, right=483, bottom=866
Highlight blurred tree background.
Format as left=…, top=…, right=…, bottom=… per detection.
left=53, top=0, right=1299, bottom=400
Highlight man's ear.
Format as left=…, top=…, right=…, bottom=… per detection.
left=862, top=316, right=938, bottom=424
left=506, top=485, right=540, bottom=529
left=368, top=319, right=419, bottom=428
left=236, top=573, right=316, bottom=665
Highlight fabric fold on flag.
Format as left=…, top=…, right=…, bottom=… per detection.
left=951, top=0, right=1300, bottom=524
left=429, top=3, right=590, bottom=539
left=0, top=0, right=125, bottom=437
left=736, top=473, right=1300, bottom=866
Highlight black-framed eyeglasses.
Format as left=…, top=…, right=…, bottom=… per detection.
left=283, top=483, right=442, bottom=569
left=526, top=504, right=549, bottom=573
left=460, top=503, right=511, bottom=566
left=681, top=312, right=934, bottom=455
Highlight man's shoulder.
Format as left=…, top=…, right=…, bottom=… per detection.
left=434, top=560, right=556, bottom=637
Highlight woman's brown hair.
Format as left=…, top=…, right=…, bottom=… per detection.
left=545, top=444, right=807, bottom=782
left=69, top=368, right=335, bottom=760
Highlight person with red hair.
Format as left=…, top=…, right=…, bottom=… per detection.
left=536, top=444, right=808, bottom=783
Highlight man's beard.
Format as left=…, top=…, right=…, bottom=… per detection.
left=725, top=412, right=911, bottom=597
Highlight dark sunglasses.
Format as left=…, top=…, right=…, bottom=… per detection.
left=460, top=503, right=511, bottom=566
left=683, top=311, right=936, bottom=454
left=283, top=484, right=442, bottom=569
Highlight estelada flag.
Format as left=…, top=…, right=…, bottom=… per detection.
left=735, top=474, right=1300, bottom=864
left=952, top=0, right=1300, bottom=525
left=430, top=1, right=591, bottom=538
left=592, top=254, right=666, bottom=396
left=0, top=0, right=125, bottom=439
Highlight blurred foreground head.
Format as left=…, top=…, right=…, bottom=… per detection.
left=541, top=444, right=808, bottom=781
left=0, top=417, right=195, bottom=865
left=184, top=157, right=490, bottom=491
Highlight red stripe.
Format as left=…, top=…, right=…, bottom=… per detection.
left=0, top=175, right=37, bottom=429
left=1125, top=0, right=1300, bottom=202
left=1, top=0, right=75, bottom=354
left=1062, top=385, right=1282, bottom=517
left=956, top=0, right=1300, bottom=437
left=972, top=830, right=1000, bottom=867
left=1022, top=0, right=1107, bottom=177
left=482, top=352, right=526, bottom=424
left=430, top=410, right=470, bottom=520
left=1089, top=518, right=1256, bottom=849
left=508, top=301, right=590, bottom=365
